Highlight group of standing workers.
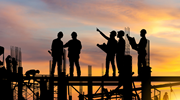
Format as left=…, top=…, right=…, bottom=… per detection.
left=51, top=28, right=148, bottom=77
left=97, top=28, right=148, bottom=77
left=51, top=31, right=82, bottom=77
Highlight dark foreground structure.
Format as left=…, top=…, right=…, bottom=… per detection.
left=0, top=46, right=179, bottom=100
left=0, top=28, right=180, bottom=100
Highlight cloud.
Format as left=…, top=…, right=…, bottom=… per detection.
left=40, top=0, right=180, bottom=42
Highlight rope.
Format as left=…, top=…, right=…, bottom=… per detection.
left=172, top=90, right=177, bottom=100
left=170, top=86, right=177, bottom=100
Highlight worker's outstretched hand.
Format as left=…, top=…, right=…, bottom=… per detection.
left=96, top=28, right=100, bottom=32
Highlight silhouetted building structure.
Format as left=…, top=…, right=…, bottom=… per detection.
left=1, top=28, right=180, bottom=100
left=64, top=31, right=82, bottom=77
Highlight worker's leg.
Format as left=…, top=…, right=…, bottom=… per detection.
left=69, top=58, right=74, bottom=77
left=105, top=54, right=111, bottom=76
left=57, top=57, right=62, bottom=74
left=116, top=55, right=120, bottom=75
left=110, top=54, right=116, bottom=77
left=75, top=58, right=81, bottom=77
left=138, top=55, right=141, bottom=76
left=51, top=57, right=57, bottom=76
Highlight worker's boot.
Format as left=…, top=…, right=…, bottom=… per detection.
left=102, top=73, right=109, bottom=77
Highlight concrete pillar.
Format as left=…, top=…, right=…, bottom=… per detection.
left=88, top=80, right=92, bottom=100
left=18, top=67, right=23, bottom=100
left=49, top=75, right=54, bottom=100
left=141, top=67, right=151, bottom=100
left=58, top=72, right=67, bottom=100
left=122, top=55, right=132, bottom=100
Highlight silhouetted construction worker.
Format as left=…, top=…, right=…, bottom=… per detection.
left=97, top=28, right=117, bottom=77
left=64, top=32, right=82, bottom=77
left=137, top=29, right=147, bottom=75
left=51, top=31, right=64, bottom=76
left=25, top=69, right=40, bottom=85
left=127, top=29, right=147, bottom=76
left=5, top=55, right=12, bottom=73
left=116, top=30, right=125, bottom=76
left=163, top=92, right=169, bottom=100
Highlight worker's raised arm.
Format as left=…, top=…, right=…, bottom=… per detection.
left=96, top=28, right=109, bottom=40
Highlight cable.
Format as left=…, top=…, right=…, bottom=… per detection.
left=173, top=91, right=177, bottom=100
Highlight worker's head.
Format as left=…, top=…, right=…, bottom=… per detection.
left=57, top=31, right=63, bottom=39
left=6, top=55, right=11, bottom=60
left=117, top=30, right=125, bottom=38
left=35, top=70, right=40, bottom=74
left=110, top=30, right=116, bottom=38
left=12, top=57, right=16, bottom=61
left=140, top=29, right=146, bottom=37
left=165, top=92, right=168, bottom=95
left=71, top=31, right=77, bottom=39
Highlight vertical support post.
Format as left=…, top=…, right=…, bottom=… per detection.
left=154, top=88, right=155, bottom=99
left=49, top=60, right=51, bottom=76
left=88, top=65, right=92, bottom=77
left=14, top=84, right=16, bottom=100
left=123, top=70, right=132, bottom=100
left=79, top=94, right=84, bottom=100
left=122, top=55, right=132, bottom=100
left=101, top=80, right=104, bottom=100
left=58, top=73, right=67, bottom=100
left=159, top=91, right=161, bottom=100
left=69, top=85, right=72, bottom=100
left=80, top=81, right=83, bottom=94
left=141, top=67, right=151, bottom=100
left=79, top=81, right=83, bottom=100
left=88, top=65, right=92, bottom=100
left=26, top=85, right=27, bottom=100
left=88, top=80, right=92, bottom=100
left=101, top=64, right=104, bottom=100
left=8, top=74, right=13, bottom=100
left=102, top=63, right=104, bottom=76
left=116, top=92, right=117, bottom=100
left=49, top=60, right=54, bottom=100
left=49, top=78, right=54, bottom=100
left=58, top=72, right=61, bottom=100
left=36, top=92, right=39, bottom=100
left=33, top=78, right=35, bottom=100
left=69, top=96, right=72, bottom=100
left=148, top=40, right=150, bottom=66
left=18, top=67, right=23, bottom=100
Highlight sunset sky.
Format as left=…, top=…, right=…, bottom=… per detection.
left=1, top=0, right=180, bottom=100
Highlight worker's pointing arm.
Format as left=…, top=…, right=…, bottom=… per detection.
left=96, top=28, right=109, bottom=40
